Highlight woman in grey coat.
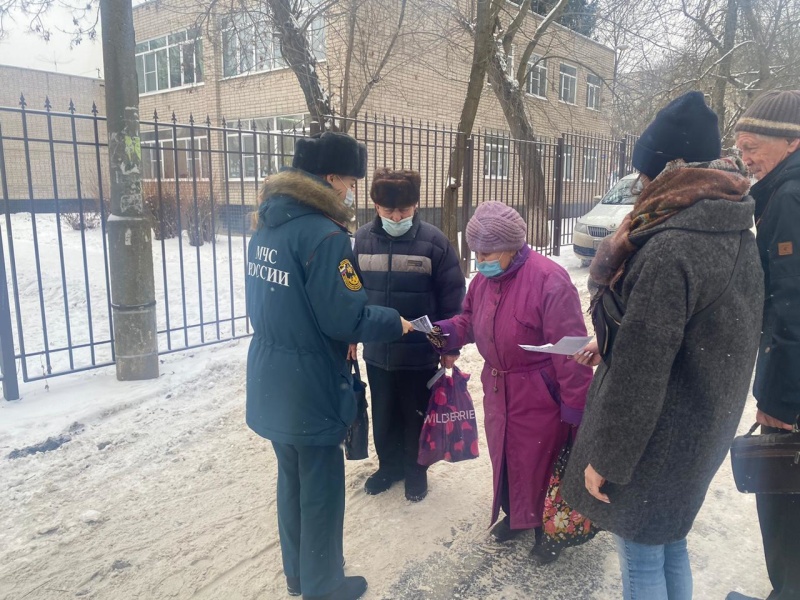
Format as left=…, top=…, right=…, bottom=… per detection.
left=563, top=91, right=764, bottom=600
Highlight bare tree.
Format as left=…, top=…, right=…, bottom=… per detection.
left=596, top=0, right=800, bottom=145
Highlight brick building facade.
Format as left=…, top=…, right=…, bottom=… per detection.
left=0, top=65, right=106, bottom=202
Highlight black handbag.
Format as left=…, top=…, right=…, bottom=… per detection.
left=344, top=360, right=370, bottom=460
left=730, top=422, right=800, bottom=494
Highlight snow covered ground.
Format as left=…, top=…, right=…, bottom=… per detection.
left=0, top=216, right=770, bottom=599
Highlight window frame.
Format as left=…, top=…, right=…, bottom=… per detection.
left=483, top=134, right=511, bottom=180
left=220, top=10, right=325, bottom=79
left=582, top=147, right=598, bottom=183
left=224, top=114, right=311, bottom=181
left=562, top=143, right=574, bottom=182
left=141, top=130, right=210, bottom=181
left=586, top=74, right=602, bottom=111
left=135, top=29, right=204, bottom=95
left=559, top=63, right=578, bottom=105
left=525, top=55, right=547, bottom=99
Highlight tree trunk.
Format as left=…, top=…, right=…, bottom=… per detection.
left=486, top=48, right=549, bottom=248
left=714, top=0, right=738, bottom=145
left=443, top=0, right=501, bottom=265
left=268, top=0, right=336, bottom=132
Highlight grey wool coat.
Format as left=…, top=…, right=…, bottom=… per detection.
left=563, top=197, right=764, bottom=545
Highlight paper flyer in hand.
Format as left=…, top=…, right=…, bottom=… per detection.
left=410, top=315, right=434, bottom=333
left=520, top=336, right=593, bottom=356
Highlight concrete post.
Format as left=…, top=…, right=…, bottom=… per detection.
left=100, top=0, right=159, bottom=380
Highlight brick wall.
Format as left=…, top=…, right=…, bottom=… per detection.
left=0, top=65, right=107, bottom=201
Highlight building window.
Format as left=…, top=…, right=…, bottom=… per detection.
left=221, top=10, right=325, bottom=78
left=135, top=29, right=203, bottom=94
left=587, top=74, right=602, bottom=110
left=559, top=64, right=577, bottom=104
left=583, top=148, right=598, bottom=182
left=526, top=55, right=547, bottom=98
left=225, top=115, right=311, bottom=180
left=484, top=135, right=510, bottom=179
left=140, top=128, right=209, bottom=180
left=563, top=144, right=574, bottom=181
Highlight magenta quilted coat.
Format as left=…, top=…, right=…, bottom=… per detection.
left=436, top=245, right=592, bottom=529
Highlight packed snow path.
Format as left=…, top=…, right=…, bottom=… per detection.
left=0, top=253, right=770, bottom=599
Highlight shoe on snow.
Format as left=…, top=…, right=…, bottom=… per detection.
left=287, top=576, right=301, bottom=596
left=726, top=593, right=762, bottom=600
left=302, top=575, right=367, bottom=600
left=530, top=542, right=561, bottom=565
left=490, top=516, right=524, bottom=543
left=364, top=469, right=402, bottom=495
left=405, top=469, right=428, bottom=502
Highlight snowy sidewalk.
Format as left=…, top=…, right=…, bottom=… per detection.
left=0, top=255, right=770, bottom=600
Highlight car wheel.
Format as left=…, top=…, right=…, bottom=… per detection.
left=580, top=258, right=592, bottom=268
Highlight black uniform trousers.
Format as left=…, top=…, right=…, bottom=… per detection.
left=271, top=442, right=345, bottom=597
left=366, top=365, right=438, bottom=476
left=757, top=426, right=800, bottom=600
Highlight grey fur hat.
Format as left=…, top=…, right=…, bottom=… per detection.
left=293, top=131, right=368, bottom=178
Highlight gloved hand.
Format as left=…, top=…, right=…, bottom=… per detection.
left=427, top=325, right=447, bottom=350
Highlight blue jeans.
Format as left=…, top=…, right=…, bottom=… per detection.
left=614, top=535, right=693, bottom=600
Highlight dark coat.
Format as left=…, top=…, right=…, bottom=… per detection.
left=353, top=213, right=465, bottom=370
left=751, top=150, right=800, bottom=426
left=563, top=197, right=764, bottom=544
left=245, top=169, right=402, bottom=446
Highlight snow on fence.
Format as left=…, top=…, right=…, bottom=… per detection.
left=0, top=96, right=636, bottom=398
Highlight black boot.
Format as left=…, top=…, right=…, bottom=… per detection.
left=530, top=540, right=562, bottom=565
left=490, top=516, right=524, bottom=542
left=725, top=593, right=762, bottom=600
left=287, top=558, right=346, bottom=596
left=287, top=576, right=301, bottom=596
left=405, top=469, right=428, bottom=502
left=364, top=468, right=403, bottom=495
left=303, top=576, right=368, bottom=600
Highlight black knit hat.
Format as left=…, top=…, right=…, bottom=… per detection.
left=370, top=168, right=421, bottom=208
left=632, top=91, right=721, bottom=180
left=734, top=90, right=800, bottom=139
left=292, top=131, right=368, bottom=178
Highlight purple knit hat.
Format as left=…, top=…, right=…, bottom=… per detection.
left=466, top=201, right=527, bottom=253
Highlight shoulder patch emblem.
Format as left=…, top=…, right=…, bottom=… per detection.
left=338, top=259, right=362, bottom=291
left=778, top=241, right=793, bottom=256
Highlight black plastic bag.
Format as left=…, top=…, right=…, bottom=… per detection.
left=344, top=360, right=369, bottom=460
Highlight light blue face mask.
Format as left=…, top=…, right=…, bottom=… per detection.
left=337, top=176, right=356, bottom=207
left=381, top=215, right=414, bottom=237
left=476, top=259, right=505, bottom=278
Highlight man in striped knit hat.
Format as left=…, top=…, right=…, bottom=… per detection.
left=730, top=90, right=800, bottom=600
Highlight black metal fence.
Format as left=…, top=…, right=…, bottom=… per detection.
left=0, top=96, right=636, bottom=399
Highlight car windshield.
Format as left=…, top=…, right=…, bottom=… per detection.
left=601, top=176, right=637, bottom=205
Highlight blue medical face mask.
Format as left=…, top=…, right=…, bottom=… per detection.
left=336, top=176, right=356, bottom=207
left=381, top=215, right=414, bottom=237
left=476, top=259, right=505, bottom=278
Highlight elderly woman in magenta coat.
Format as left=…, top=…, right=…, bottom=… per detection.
left=431, top=201, right=593, bottom=564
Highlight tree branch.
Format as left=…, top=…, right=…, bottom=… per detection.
left=516, top=0, right=568, bottom=87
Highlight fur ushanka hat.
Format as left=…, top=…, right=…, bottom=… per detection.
left=370, top=168, right=421, bottom=208
left=293, top=132, right=368, bottom=178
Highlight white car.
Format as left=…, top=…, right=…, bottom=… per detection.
left=572, top=173, right=638, bottom=267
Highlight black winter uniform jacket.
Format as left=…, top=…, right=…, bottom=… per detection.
left=353, top=213, right=465, bottom=370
